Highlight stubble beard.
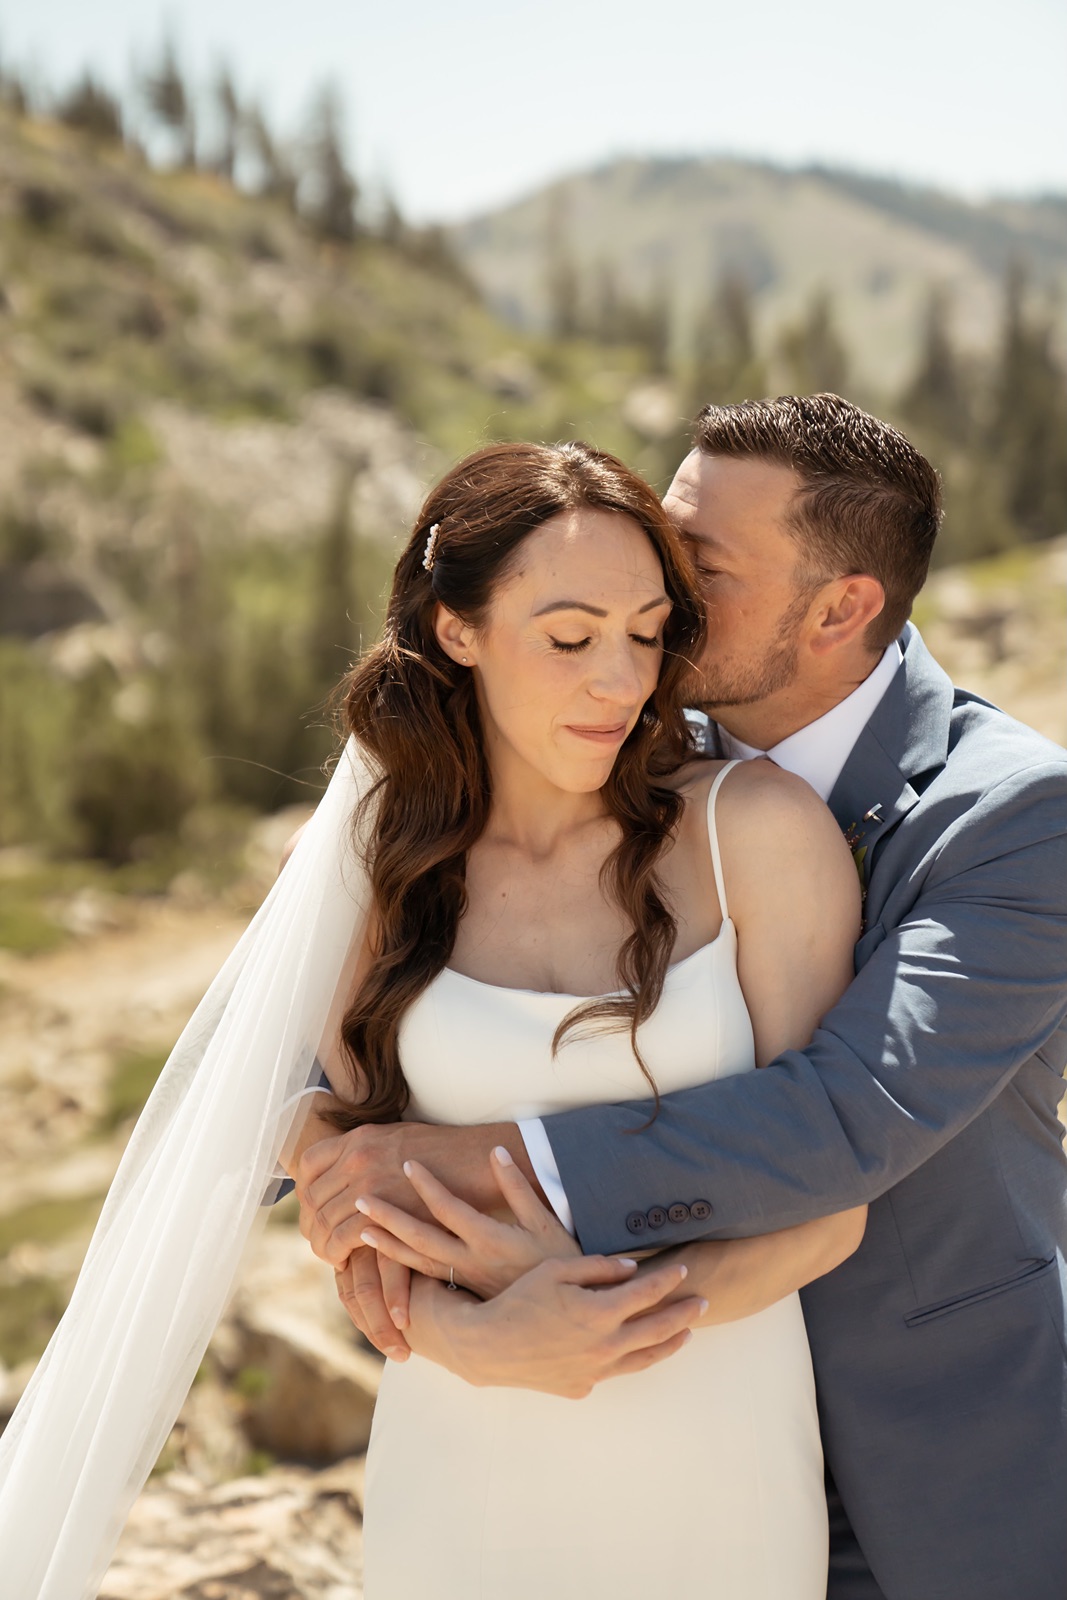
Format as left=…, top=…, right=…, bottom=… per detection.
left=695, top=589, right=811, bottom=712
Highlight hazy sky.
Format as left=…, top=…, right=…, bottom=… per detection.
left=2, top=0, right=1065, bottom=220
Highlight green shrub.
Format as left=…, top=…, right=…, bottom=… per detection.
left=23, top=366, right=128, bottom=438
left=98, top=1047, right=171, bottom=1132
left=0, top=892, right=68, bottom=956
left=0, top=1193, right=105, bottom=1256
left=67, top=672, right=208, bottom=862
left=0, top=1277, right=69, bottom=1366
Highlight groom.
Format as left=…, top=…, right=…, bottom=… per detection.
left=296, top=394, right=1067, bottom=1600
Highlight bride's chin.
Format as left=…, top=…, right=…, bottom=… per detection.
left=550, top=759, right=619, bottom=794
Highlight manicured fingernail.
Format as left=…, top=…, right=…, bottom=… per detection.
left=617, top=1257, right=637, bottom=1269
left=681, top=1329, right=694, bottom=1344
left=391, top=1307, right=408, bottom=1328
left=403, top=1160, right=414, bottom=1176
left=678, top=1264, right=688, bottom=1279
left=359, top=1229, right=379, bottom=1247
left=493, top=1146, right=514, bottom=1165
left=354, top=1196, right=371, bottom=1214
left=698, top=1299, right=709, bottom=1314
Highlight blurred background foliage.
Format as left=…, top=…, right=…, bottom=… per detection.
left=0, top=42, right=1064, bottom=949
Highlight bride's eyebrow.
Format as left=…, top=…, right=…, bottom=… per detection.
left=533, top=596, right=670, bottom=618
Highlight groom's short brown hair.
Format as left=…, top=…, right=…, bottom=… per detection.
left=694, top=393, right=942, bottom=648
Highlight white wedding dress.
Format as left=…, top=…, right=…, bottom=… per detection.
left=362, top=763, right=827, bottom=1598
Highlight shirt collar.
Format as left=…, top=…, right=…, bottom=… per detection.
left=716, top=643, right=904, bottom=803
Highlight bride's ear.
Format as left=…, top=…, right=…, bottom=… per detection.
left=433, top=603, right=476, bottom=667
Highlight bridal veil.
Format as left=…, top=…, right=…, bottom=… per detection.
left=0, top=738, right=375, bottom=1599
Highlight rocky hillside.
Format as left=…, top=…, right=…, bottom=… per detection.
left=449, top=157, right=1067, bottom=391
left=0, top=106, right=692, bottom=869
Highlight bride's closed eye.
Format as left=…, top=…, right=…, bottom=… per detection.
left=548, top=634, right=662, bottom=654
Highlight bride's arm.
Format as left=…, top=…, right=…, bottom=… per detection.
left=650, top=762, right=867, bottom=1322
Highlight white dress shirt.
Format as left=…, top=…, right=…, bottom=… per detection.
left=519, top=642, right=904, bottom=1233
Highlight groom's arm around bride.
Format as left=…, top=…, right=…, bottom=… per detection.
left=299, top=396, right=1067, bottom=1600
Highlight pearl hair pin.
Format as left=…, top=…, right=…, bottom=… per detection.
left=422, top=523, right=442, bottom=572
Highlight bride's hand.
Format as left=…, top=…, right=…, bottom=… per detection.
left=403, top=1256, right=706, bottom=1398
left=354, top=1147, right=579, bottom=1307
left=332, top=1248, right=413, bottom=1362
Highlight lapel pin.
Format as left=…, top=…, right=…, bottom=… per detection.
left=862, top=803, right=884, bottom=823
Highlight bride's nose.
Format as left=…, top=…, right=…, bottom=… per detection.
left=586, top=638, right=646, bottom=707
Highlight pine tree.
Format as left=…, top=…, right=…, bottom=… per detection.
left=142, top=39, right=197, bottom=169
left=635, top=279, right=673, bottom=375
left=779, top=290, right=849, bottom=395
left=0, top=46, right=31, bottom=116
left=988, top=266, right=1067, bottom=540
left=688, top=274, right=765, bottom=407
left=213, top=66, right=241, bottom=183
left=901, top=286, right=970, bottom=443
left=544, top=191, right=583, bottom=339
left=243, top=101, right=298, bottom=209
left=57, top=73, right=124, bottom=143
left=590, top=261, right=623, bottom=345
left=304, top=86, right=358, bottom=244
left=309, top=462, right=360, bottom=695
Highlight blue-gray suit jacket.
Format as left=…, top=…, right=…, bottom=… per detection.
left=543, top=626, right=1067, bottom=1600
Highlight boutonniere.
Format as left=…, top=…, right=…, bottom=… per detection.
left=843, top=803, right=884, bottom=903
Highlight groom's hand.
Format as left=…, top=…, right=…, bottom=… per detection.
left=296, top=1121, right=537, bottom=1354
left=295, top=1120, right=535, bottom=1269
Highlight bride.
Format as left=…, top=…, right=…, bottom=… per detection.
left=0, top=438, right=861, bottom=1599
left=287, top=439, right=864, bottom=1597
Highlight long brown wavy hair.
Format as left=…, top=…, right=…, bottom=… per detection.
left=328, top=440, right=706, bottom=1130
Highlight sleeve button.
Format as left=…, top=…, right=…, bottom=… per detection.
left=668, top=1203, right=691, bottom=1223
left=647, top=1206, right=668, bottom=1229
left=626, top=1211, right=648, bottom=1234
left=690, top=1199, right=713, bottom=1221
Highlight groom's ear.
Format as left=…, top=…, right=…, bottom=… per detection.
left=807, top=575, right=886, bottom=657
left=433, top=603, right=477, bottom=665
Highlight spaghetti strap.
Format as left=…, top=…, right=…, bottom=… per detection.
left=705, top=759, right=743, bottom=923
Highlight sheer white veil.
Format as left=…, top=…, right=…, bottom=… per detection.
left=0, top=737, right=377, bottom=1599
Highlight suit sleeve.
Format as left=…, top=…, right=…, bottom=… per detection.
left=543, top=762, right=1067, bottom=1256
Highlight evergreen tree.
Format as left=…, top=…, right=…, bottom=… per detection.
left=688, top=274, right=765, bottom=407
left=379, top=189, right=406, bottom=248
left=212, top=66, right=241, bottom=183
left=303, top=86, right=358, bottom=243
left=988, top=265, right=1067, bottom=540
left=590, top=261, right=623, bottom=344
left=0, top=59, right=30, bottom=116
left=779, top=289, right=849, bottom=395
left=142, top=38, right=197, bottom=169
left=901, top=285, right=970, bottom=443
left=57, top=73, right=124, bottom=143
left=544, top=191, right=583, bottom=339
left=634, top=279, right=673, bottom=375
left=309, top=462, right=360, bottom=694
left=244, top=101, right=298, bottom=209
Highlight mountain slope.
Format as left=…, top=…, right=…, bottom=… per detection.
left=449, top=157, right=1067, bottom=392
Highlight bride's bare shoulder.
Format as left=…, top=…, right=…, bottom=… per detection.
left=676, top=759, right=849, bottom=861
left=670, top=755, right=813, bottom=810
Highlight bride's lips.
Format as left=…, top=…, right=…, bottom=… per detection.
left=565, top=722, right=629, bottom=745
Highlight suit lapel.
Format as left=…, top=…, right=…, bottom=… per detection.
left=827, top=627, right=955, bottom=872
